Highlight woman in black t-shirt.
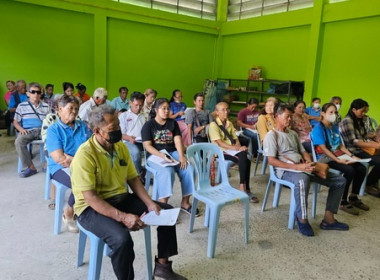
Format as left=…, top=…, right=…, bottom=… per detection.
left=142, top=98, right=199, bottom=216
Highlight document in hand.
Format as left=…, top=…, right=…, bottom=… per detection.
left=148, top=149, right=179, bottom=167
left=338, top=154, right=371, bottom=163
left=141, top=208, right=180, bottom=226
left=224, top=149, right=240, bottom=156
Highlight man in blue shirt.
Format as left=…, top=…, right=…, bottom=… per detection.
left=14, top=82, right=50, bottom=177
left=111, top=86, right=130, bottom=112
left=305, top=97, right=321, bottom=127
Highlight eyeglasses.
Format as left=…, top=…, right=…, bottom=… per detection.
left=29, top=90, right=42, bottom=95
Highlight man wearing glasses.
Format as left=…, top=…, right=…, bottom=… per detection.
left=14, top=82, right=50, bottom=178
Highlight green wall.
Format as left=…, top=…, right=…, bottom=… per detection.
left=0, top=0, right=94, bottom=109
left=107, top=18, right=216, bottom=99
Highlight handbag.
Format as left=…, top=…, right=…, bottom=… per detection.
left=312, top=162, right=329, bottom=179
left=362, top=146, right=380, bottom=156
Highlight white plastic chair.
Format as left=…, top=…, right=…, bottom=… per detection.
left=187, top=143, right=250, bottom=258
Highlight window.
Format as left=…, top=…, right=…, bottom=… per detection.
left=227, top=0, right=313, bottom=21
left=112, top=0, right=217, bottom=20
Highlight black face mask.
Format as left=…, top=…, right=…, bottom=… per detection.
left=106, top=130, right=122, bottom=144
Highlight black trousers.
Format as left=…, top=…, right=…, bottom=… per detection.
left=354, top=151, right=380, bottom=186
left=328, top=161, right=366, bottom=201
left=224, top=150, right=251, bottom=191
left=78, top=193, right=178, bottom=280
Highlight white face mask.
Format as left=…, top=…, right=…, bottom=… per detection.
left=335, top=104, right=341, bottom=111
left=325, top=114, right=336, bottom=123
left=313, top=103, right=320, bottom=109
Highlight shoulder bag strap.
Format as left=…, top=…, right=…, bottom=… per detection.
left=214, top=120, right=236, bottom=145
left=27, top=101, right=42, bottom=121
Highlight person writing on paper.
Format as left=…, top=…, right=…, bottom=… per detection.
left=237, top=97, right=260, bottom=157
left=70, top=104, right=187, bottom=280
left=311, top=103, right=369, bottom=215
left=263, top=103, right=348, bottom=236
left=141, top=98, right=198, bottom=216
left=209, top=102, right=258, bottom=203
left=339, top=99, right=380, bottom=198
left=119, top=91, right=147, bottom=178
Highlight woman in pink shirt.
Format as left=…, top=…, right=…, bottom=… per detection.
left=290, top=100, right=312, bottom=153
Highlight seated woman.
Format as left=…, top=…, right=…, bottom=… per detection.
left=340, top=99, right=380, bottom=198
left=237, top=98, right=260, bottom=157
left=209, top=102, right=259, bottom=203
left=46, top=95, right=91, bottom=232
left=330, top=96, right=342, bottom=125
left=169, top=89, right=189, bottom=146
left=142, top=98, right=198, bottom=216
left=143, top=88, right=157, bottom=117
left=256, top=97, right=277, bottom=144
left=312, top=103, right=369, bottom=215
left=290, top=100, right=312, bottom=153
left=185, top=93, right=212, bottom=144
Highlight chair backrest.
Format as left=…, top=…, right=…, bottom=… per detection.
left=256, top=132, right=263, bottom=153
left=187, top=143, right=228, bottom=190
left=309, top=134, right=318, bottom=162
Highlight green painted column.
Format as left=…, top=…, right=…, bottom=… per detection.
left=94, top=12, right=107, bottom=88
left=212, top=0, right=228, bottom=79
left=304, top=0, right=325, bottom=103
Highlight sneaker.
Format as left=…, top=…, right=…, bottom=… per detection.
left=180, top=206, right=200, bottom=217
left=154, top=257, right=187, bottom=280
left=349, top=198, right=370, bottom=211
left=62, top=215, right=79, bottom=233
left=339, top=204, right=359, bottom=215
left=19, top=168, right=37, bottom=178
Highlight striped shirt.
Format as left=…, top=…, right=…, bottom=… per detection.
left=14, top=101, right=50, bottom=130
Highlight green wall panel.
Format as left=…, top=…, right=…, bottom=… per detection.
left=107, top=18, right=216, bottom=104
left=317, top=16, right=380, bottom=121
left=0, top=0, right=94, bottom=109
left=219, top=26, right=310, bottom=82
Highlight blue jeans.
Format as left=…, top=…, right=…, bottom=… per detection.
left=146, top=151, right=194, bottom=199
left=243, top=129, right=258, bottom=157
left=281, top=171, right=346, bottom=219
left=124, top=141, right=143, bottom=175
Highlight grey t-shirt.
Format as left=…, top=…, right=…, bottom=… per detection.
left=263, top=129, right=305, bottom=177
left=185, top=109, right=212, bottom=136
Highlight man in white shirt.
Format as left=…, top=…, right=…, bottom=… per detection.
left=119, top=91, right=147, bottom=176
left=78, top=87, right=111, bottom=123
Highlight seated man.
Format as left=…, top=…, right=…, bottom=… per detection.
left=78, top=87, right=110, bottom=123
left=263, top=103, right=349, bottom=236
left=71, top=105, right=186, bottom=280
left=111, top=86, right=130, bottom=113
left=14, top=82, right=50, bottom=177
left=119, top=91, right=147, bottom=177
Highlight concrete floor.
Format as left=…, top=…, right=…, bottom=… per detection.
left=0, top=130, right=379, bottom=280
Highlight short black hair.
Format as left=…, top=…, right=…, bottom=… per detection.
left=312, top=97, right=321, bottom=103
left=119, top=87, right=128, bottom=93
left=274, top=103, right=293, bottom=116
left=129, top=91, right=145, bottom=102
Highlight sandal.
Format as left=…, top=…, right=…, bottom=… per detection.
left=296, top=216, right=314, bottom=236
left=48, top=199, right=55, bottom=210
left=246, top=191, right=259, bottom=203
left=320, top=219, right=349, bottom=231
left=180, top=205, right=200, bottom=217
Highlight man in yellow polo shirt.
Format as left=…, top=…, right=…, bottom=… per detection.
left=71, top=105, right=187, bottom=280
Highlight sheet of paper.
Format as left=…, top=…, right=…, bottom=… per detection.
left=148, top=149, right=179, bottom=167
left=224, top=149, right=240, bottom=156
left=338, top=154, right=371, bottom=163
left=141, top=208, right=180, bottom=226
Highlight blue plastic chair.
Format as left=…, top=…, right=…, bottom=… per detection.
left=77, top=222, right=152, bottom=280
left=143, top=150, right=159, bottom=200
left=253, top=132, right=268, bottom=176
left=186, top=143, right=250, bottom=258
left=17, top=139, right=45, bottom=173
left=262, top=165, right=319, bottom=229
left=51, top=179, right=70, bottom=235
left=44, top=156, right=51, bottom=200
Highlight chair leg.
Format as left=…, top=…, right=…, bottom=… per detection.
left=261, top=156, right=268, bottom=175
left=145, top=171, right=151, bottom=193
left=204, top=205, right=210, bottom=228
left=88, top=237, right=105, bottom=280
left=253, top=153, right=261, bottom=176
left=143, top=226, right=152, bottom=280
left=312, top=183, right=318, bottom=218
left=77, top=230, right=87, bottom=267
left=207, top=207, right=221, bottom=258
left=189, top=199, right=198, bottom=233
left=359, top=164, right=370, bottom=196
left=44, top=171, right=51, bottom=200
left=261, top=180, right=273, bottom=212
left=39, top=144, right=45, bottom=166
left=273, top=183, right=282, bottom=208
left=288, top=189, right=296, bottom=229
left=54, top=183, right=68, bottom=235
